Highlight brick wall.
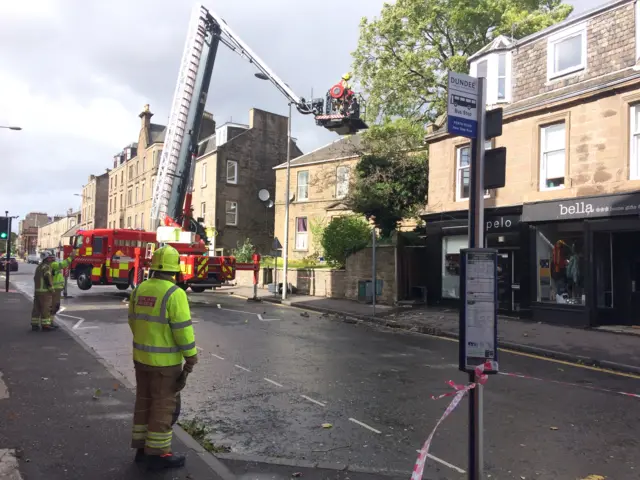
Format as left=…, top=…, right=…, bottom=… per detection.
left=428, top=83, right=640, bottom=213
left=512, top=3, right=636, bottom=102
left=344, top=245, right=397, bottom=305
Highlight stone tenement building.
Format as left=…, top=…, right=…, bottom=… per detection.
left=424, top=0, right=640, bottom=329
left=191, top=108, right=303, bottom=255
left=37, top=209, right=80, bottom=251
left=106, top=105, right=216, bottom=231
left=18, top=212, right=50, bottom=256
left=80, top=172, right=109, bottom=230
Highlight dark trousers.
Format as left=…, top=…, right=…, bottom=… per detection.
left=131, top=362, right=181, bottom=455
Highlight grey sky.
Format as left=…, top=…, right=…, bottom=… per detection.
left=0, top=0, right=611, bottom=223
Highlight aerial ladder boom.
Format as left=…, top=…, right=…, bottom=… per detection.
left=150, top=3, right=365, bottom=237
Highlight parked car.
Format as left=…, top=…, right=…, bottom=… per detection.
left=0, top=256, right=18, bottom=272
left=27, top=254, right=40, bottom=264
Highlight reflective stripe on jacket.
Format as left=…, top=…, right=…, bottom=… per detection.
left=34, top=263, right=53, bottom=293
left=128, top=278, right=197, bottom=367
left=51, top=257, right=73, bottom=291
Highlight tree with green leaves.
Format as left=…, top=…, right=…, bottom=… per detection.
left=352, top=0, right=573, bottom=124
left=231, top=238, right=255, bottom=263
left=321, top=215, right=372, bottom=268
left=348, top=119, right=428, bottom=236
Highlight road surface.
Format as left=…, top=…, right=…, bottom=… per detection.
left=7, top=263, right=639, bottom=479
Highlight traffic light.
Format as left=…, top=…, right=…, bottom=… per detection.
left=0, top=217, right=8, bottom=240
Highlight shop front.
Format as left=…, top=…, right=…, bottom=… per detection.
left=522, top=191, right=640, bottom=327
left=423, top=206, right=531, bottom=316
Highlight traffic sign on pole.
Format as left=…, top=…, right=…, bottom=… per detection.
left=447, top=72, right=479, bottom=139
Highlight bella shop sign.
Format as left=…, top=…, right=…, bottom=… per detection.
left=522, top=193, right=640, bottom=222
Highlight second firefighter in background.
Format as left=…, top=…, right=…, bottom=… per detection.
left=128, top=245, right=198, bottom=471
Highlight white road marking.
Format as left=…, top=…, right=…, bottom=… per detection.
left=0, top=449, right=24, bottom=479
left=426, top=453, right=466, bottom=474
left=72, top=318, right=84, bottom=329
left=58, top=306, right=66, bottom=313
left=212, top=354, right=225, bottom=360
left=234, top=364, right=251, bottom=372
left=221, top=307, right=259, bottom=316
left=300, top=395, right=326, bottom=407
left=257, top=314, right=279, bottom=322
left=348, top=418, right=382, bottom=434
left=196, top=346, right=203, bottom=352
left=58, top=312, right=84, bottom=322
left=0, top=372, right=9, bottom=400
left=264, top=378, right=284, bottom=388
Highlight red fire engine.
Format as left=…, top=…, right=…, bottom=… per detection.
left=64, top=228, right=235, bottom=292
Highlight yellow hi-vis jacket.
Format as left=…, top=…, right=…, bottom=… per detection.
left=128, top=278, right=197, bottom=367
left=34, top=263, right=53, bottom=294
left=51, top=256, right=73, bottom=291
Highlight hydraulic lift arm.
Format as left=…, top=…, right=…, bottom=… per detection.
left=150, top=4, right=323, bottom=237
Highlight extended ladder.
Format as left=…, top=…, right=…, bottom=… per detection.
left=150, top=5, right=209, bottom=228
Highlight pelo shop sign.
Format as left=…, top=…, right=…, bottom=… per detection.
left=522, top=192, right=640, bottom=222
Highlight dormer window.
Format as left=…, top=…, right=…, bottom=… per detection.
left=470, top=51, right=511, bottom=104
left=547, top=24, right=586, bottom=80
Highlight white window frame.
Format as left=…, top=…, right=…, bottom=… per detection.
left=201, top=162, right=207, bottom=187
left=497, top=53, right=507, bottom=101
left=630, top=104, right=640, bottom=180
left=295, top=216, right=308, bottom=251
left=140, top=213, right=144, bottom=230
left=547, top=23, right=587, bottom=81
left=226, top=160, right=238, bottom=184
left=200, top=202, right=206, bottom=218
left=297, top=170, right=309, bottom=201
left=336, top=166, right=350, bottom=199
left=225, top=201, right=238, bottom=226
left=141, top=181, right=145, bottom=201
left=455, top=143, right=492, bottom=202
left=539, top=122, right=567, bottom=191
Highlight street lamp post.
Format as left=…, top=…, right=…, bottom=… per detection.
left=281, top=103, right=292, bottom=300
left=254, top=72, right=293, bottom=300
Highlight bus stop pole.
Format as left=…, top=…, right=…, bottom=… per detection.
left=468, top=76, right=487, bottom=480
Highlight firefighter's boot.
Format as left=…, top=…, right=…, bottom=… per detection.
left=146, top=453, right=186, bottom=471
left=134, top=449, right=145, bottom=463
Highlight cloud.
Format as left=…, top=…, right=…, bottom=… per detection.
left=0, top=0, right=385, bottom=223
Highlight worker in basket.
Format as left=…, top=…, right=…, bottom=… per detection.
left=128, top=245, right=198, bottom=471
left=335, top=72, right=355, bottom=115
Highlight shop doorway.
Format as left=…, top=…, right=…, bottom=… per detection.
left=604, top=231, right=640, bottom=326
left=496, top=249, right=521, bottom=314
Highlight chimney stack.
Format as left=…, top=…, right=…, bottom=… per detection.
left=139, top=104, right=153, bottom=130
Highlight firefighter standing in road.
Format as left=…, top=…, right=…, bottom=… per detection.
left=31, top=253, right=56, bottom=331
left=50, top=250, right=76, bottom=320
left=128, top=245, right=198, bottom=471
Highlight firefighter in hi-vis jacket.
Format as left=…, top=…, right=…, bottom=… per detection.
left=50, top=250, right=76, bottom=317
left=128, top=245, right=198, bottom=471
left=31, top=253, right=56, bottom=331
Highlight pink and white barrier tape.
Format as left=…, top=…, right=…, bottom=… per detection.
left=411, top=361, right=492, bottom=480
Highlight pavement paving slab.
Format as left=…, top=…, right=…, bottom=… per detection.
left=0, top=290, right=225, bottom=480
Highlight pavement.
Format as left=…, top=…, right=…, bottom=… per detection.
left=220, top=285, right=640, bottom=375
left=3, top=264, right=640, bottom=479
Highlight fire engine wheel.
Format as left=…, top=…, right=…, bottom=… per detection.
left=190, top=286, right=206, bottom=293
left=116, top=283, right=129, bottom=291
left=76, top=270, right=92, bottom=291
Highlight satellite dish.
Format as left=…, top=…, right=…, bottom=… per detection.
left=266, top=200, right=274, bottom=208
left=258, top=189, right=270, bottom=201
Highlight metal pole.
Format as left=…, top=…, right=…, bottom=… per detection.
left=468, top=76, right=487, bottom=480
left=371, top=228, right=376, bottom=316
left=5, top=211, right=11, bottom=293
left=281, top=103, right=292, bottom=300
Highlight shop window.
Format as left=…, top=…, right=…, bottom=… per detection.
left=442, top=235, right=468, bottom=299
left=535, top=223, right=584, bottom=305
left=540, top=122, right=566, bottom=190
